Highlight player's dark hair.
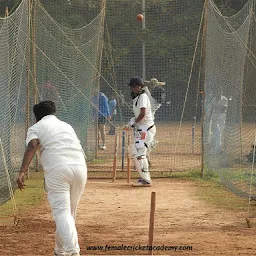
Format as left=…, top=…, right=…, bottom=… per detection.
left=128, top=77, right=144, bottom=86
left=33, top=101, right=56, bottom=122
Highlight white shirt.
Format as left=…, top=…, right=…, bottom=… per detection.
left=133, top=93, right=154, bottom=126
left=26, top=115, right=86, bottom=172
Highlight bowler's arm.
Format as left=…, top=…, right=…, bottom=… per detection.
left=17, top=139, right=39, bottom=190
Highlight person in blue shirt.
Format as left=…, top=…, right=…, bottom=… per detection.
left=108, top=93, right=117, bottom=135
left=98, top=91, right=110, bottom=150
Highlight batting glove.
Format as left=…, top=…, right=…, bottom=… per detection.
left=128, top=117, right=136, bottom=128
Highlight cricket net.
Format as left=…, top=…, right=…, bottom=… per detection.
left=0, top=0, right=256, bottom=208
left=0, top=0, right=29, bottom=205
left=203, top=0, right=256, bottom=198
left=0, top=0, right=104, bottom=205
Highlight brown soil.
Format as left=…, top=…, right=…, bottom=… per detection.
left=1, top=178, right=256, bottom=256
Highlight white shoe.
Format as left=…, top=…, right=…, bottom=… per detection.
left=132, top=178, right=152, bottom=187
left=54, top=253, right=80, bottom=256
left=99, top=145, right=106, bottom=150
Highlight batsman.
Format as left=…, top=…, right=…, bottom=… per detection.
left=124, top=77, right=165, bottom=187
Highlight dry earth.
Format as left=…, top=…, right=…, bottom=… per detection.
left=1, top=179, right=256, bottom=256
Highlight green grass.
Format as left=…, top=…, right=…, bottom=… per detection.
left=0, top=171, right=45, bottom=216
left=0, top=169, right=252, bottom=218
left=169, top=169, right=250, bottom=212
left=196, top=181, right=249, bottom=211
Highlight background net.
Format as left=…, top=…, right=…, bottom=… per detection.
left=0, top=0, right=104, bottom=204
left=32, top=0, right=104, bottom=161
left=99, top=0, right=204, bottom=175
left=0, top=0, right=29, bottom=204
left=203, top=0, right=256, bottom=198
left=0, top=0, right=255, bottom=206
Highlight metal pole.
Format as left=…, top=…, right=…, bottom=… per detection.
left=112, top=132, right=118, bottom=182
left=127, top=134, right=131, bottom=183
left=121, top=130, right=125, bottom=170
left=142, top=0, right=146, bottom=80
left=148, top=191, right=156, bottom=255
left=200, top=0, right=208, bottom=178
left=192, top=116, right=196, bottom=154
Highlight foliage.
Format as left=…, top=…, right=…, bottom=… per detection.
left=0, top=171, right=45, bottom=216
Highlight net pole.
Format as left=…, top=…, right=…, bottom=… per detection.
left=192, top=116, right=196, bottom=154
left=127, top=134, right=131, bottom=183
left=4, top=6, right=8, bottom=17
left=32, top=0, right=37, bottom=105
left=112, top=132, right=118, bottom=182
left=200, top=0, right=208, bottom=178
left=121, top=130, right=125, bottom=170
left=148, top=191, right=156, bottom=255
left=96, top=0, right=106, bottom=161
left=142, top=0, right=146, bottom=79
left=27, top=0, right=31, bottom=133
left=2, top=8, right=18, bottom=218
left=26, top=0, right=32, bottom=178
left=97, top=0, right=106, bottom=79
left=32, top=0, right=39, bottom=172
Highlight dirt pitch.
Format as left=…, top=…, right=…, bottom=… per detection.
left=1, top=178, right=256, bottom=256
left=1, top=122, right=255, bottom=255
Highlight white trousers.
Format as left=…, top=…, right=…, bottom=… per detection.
left=44, top=165, right=87, bottom=256
left=129, top=124, right=156, bottom=183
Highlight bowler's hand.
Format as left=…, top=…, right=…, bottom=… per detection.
left=17, top=171, right=26, bottom=190
left=17, top=138, right=39, bottom=191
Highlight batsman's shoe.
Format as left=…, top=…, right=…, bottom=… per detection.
left=54, top=253, right=80, bottom=256
left=98, top=144, right=106, bottom=150
left=132, top=178, right=152, bottom=187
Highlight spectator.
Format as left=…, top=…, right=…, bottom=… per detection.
left=98, top=91, right=110, bottom=150
left=108, top=93, right=117, bottom=135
